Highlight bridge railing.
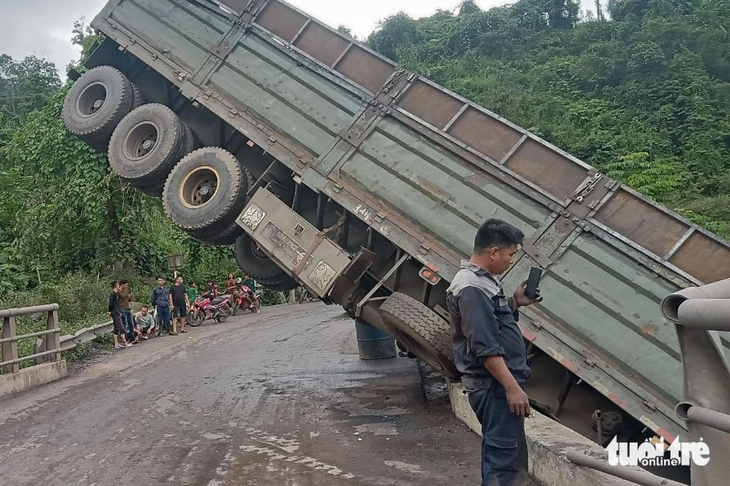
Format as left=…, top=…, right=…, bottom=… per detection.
left=0, top=304, right=61, bottom=373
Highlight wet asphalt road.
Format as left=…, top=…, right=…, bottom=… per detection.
left=0, top=303, right=482, bottom=485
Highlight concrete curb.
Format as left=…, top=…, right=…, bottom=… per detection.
left=448, top=381, right=638, bottom=486
left=0, top=361, right=68, bottom=399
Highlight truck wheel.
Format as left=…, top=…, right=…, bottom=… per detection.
left=62, top=66, right=135, bottom=152
left=189, top=219, right=243, bottom=246
left=234, top=233, right=290, bottom=282
left=132, top=121, right=197, bottom=197
left=163, top=147, right=249, bottom=231
left=109, top=104, right=189, bottom=194
left=131, top=83, right=144, bottom=109
left=379, top=292, right=460, bottom=379
left=262, top=278, right=299, bottom=292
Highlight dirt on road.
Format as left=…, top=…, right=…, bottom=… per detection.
left=0, top=303, right=482, bottom=485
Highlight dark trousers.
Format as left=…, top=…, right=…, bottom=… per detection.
left=467, top=381, right=529, bottom=486
left=157, top=305, right=171, bottom=332
left=121, top=309, right=135, bottom=342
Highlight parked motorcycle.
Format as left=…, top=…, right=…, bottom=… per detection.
left=187, top=292, right=233, bottom=327
left=231, top=284, right=261, bottom=316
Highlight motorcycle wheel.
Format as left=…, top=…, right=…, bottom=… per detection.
left=188, top=310, right=204, bottom=327
left=216, top=311, right=229, bottom=323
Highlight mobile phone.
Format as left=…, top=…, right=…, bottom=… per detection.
left=525, top=267, right=542, bottom=299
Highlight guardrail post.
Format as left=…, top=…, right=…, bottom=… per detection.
left=46, top=308, right=61, bottom=363
left=2, top=315, right=20, bottom=374
left=661, top=278, right=730, bottom=486
left=33, top=338, right=46, bottom=365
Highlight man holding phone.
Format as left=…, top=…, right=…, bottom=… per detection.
left=446, top=219, right=542, bottom=486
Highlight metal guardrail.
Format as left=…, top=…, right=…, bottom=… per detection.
left=568, top=278, right=730, bottom=486
left=0, top=303, right=116, bottom=373
left=565, top=451, right=684, bottom=486
left=58, top=321, right=114, bottom=352
left=33, top=320, right=114, bottom=364
left=1, top=304, right=61, bottom=373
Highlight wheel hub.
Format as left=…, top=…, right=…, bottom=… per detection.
left=180, top=166, right=221, bottom=209
left=192, top=180, right=216, bottom=205
left=76, top=82, right=108, bottom=118
left=124, top=121, right=160, bottom=160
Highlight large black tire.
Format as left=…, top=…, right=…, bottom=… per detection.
left=62, top=66, right=135, bottom=152
left=108, top=104, right=189, bottom=194
left=134, top=121, right=197, bottom=197
left=262, top=278, right=299, bottom=292
left=189, top=218, right=244, bottom=246
left=378, top=292, right=461, bottom=379
left=233, top=233, right=291, bottom=283
left=131, top=83, right=144, bottom=109
left=163, top=147, right=249, bottom=232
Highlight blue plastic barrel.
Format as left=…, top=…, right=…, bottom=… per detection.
left=354, top=319, right=397, bottom=360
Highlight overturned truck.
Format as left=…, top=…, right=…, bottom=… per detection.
left=63, top=0, right=730, bottom=475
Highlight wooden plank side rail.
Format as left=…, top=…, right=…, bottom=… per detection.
left=1, top=304, right=60, bottom=373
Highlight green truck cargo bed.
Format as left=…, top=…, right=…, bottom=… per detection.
left=88, top=0, right=730, bottom=444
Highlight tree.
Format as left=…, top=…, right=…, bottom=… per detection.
left=367, top=13, right=419, bottom=61
left=0, top=55, right=61, bottom=128
left=68, top=17, right=103, bottom=73
left=458, top=0, right=482, bottom=16
left=336, top=25, right=358, bottom=41
left=511, top=0, right=581, bottom=29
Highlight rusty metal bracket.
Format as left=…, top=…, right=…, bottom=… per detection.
left=520, top=242, right=552, bottom=269
left=355, top=253, right=410, bottom=317
left=337, top=106, right=382, bottom=149
left=572, top=170, right=603, bottom=204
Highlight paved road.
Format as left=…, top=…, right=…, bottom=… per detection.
left=0, top=303, right=481, bottom=485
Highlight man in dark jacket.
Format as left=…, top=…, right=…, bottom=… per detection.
left=447, top=219, right=542, bottom=486
left=108, top=281, right=132, bottom=349
left=151, top=277, right=172, bottom=336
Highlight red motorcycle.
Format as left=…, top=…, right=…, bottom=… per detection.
left=187, top=292, right=232, bottom=327
left=231, top=284, right=261, bottom=315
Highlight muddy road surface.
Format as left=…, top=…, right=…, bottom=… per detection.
left=0, top=303, right=481, bottom=485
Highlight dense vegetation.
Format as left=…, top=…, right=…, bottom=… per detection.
left=369, top=0, right=730, bottom=236
left=0, top=1, right=728, bottom=334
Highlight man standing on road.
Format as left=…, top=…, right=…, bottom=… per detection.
left=118, top=280, right=136, bottom=344
left=151, top=277, right=172, bottom=336
left=109, top=281, right=132, bottom=349
left=170, top=276, right=189, bottom=335
left=446, top=219, right=542, bottom=486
